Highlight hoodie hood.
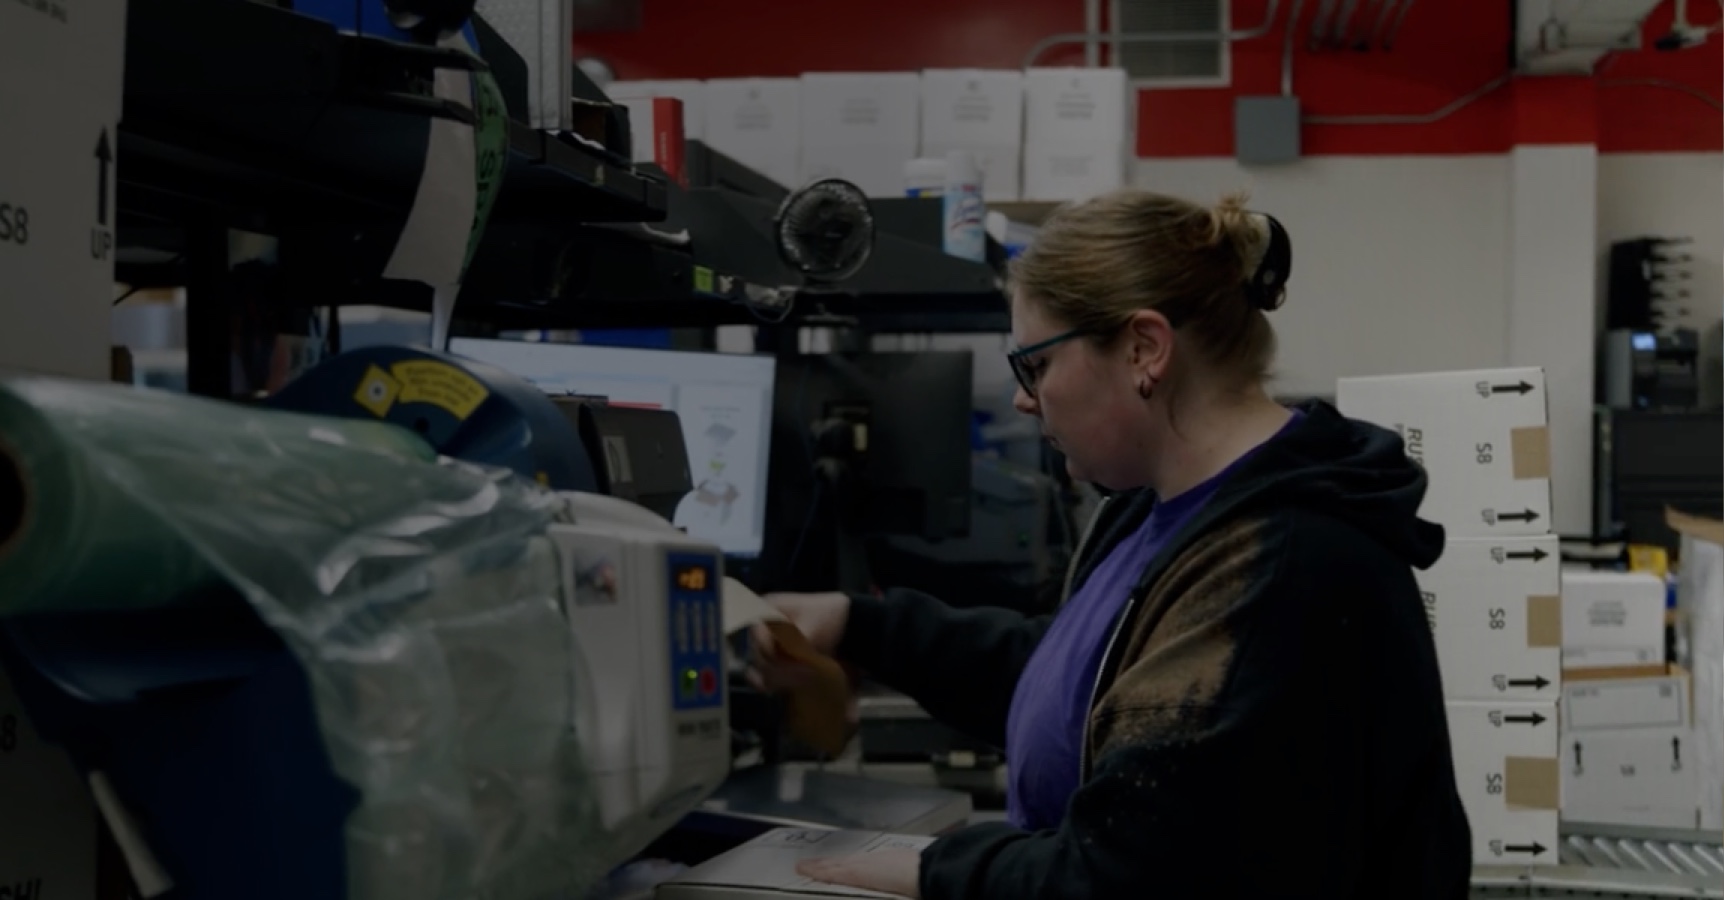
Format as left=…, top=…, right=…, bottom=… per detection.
left=1220, top=399, right=1445, bottom=569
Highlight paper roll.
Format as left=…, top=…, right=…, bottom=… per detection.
left=722, top=578, right=854, bottom=757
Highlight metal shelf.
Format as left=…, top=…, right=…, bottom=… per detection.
left=1473, top=826, right=1723, bottom=898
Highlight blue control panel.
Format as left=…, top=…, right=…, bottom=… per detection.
left=666, top=552, right=725, bottom=712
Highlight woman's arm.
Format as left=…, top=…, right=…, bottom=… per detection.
left=837, top=588, right=1052, bottom=748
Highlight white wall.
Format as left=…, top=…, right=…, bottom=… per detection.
left=1507, top=145, right=1599, bottom=536
left=1132, top=156, right=1514, bottom=398
left=1596, top=153, right=1724, bottom=334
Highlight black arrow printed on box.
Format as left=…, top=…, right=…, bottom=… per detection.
left=1503, top=548, right=1548, bottom=562
left=95, top=128, right=113, bottom=227
left=1503, top=712, right=1546, bottom=725
left=1496, top=510, right=1540, bottom=522
left=1490, top=381, right=1535, bottom=395
left=1506, top=676, right=1551, bottom=690
left=1574, top=741, right=1584, bottom=774
left=1673, top=736, right=1682, bottom=768
left=1503, top=843, right=1547, bottom=856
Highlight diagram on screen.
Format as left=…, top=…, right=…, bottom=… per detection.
left=673, top=389, right=762, bottom=542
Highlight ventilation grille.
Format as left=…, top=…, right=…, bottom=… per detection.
left=1112, top=0, right=1228, bottom=84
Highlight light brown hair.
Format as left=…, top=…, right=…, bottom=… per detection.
left=1009, top=189, right=1283, bottom=390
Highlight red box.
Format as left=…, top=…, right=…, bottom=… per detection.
left=649, top=97, right=686, bottom=187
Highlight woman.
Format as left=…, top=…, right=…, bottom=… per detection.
left=750, top=189, right=1472, bottom=899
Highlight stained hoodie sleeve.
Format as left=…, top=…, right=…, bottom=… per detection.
left=837, top=587, right=1051, bottom=748
left=916, top=515, right=1407, bottom=900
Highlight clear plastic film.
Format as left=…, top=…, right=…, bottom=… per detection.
left=0, top=376, right=614, bottom=899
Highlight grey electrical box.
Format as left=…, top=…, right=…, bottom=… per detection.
left=1235, top=96, right=1302, bottom=165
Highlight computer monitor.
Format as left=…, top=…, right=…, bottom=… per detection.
left=757, top=351, right=973, bottom=592
left=449, top=338, right=778, bottom=558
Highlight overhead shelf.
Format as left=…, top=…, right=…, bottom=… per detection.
left=117, top=0, right=667, bottom=246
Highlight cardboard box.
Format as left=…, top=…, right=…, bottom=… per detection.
left=920, top=70, right=1024, bottom=148
left=702, top=79, right=801, bottom=183
left=800, top=73, right=921, bottom=148
left=0, top=0, right=130, bottom=381
left=1562, top=670, right=1690, bottom=732
left=1023, top=67, right=1130, bottom=148
left=1416, top=536, right=1561, bottom=702
left=1561, top=728, right=1699, bottom=829
left=1336, top=368, right=1552, bottom=538
left=1560, top=570, right=1667, bottom=675
left=1446, top=701, right=1560, bottom=865
left=0, top=669, right=99, bottom=900
left=799, top=73, right=921, bottom=198
left=1668, top=509, right=1724, bottom=833
left=1022, top=144, right=1125, bottom=202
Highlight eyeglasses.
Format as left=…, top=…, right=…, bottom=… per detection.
left=1006, top=327, right=1088, bottom=398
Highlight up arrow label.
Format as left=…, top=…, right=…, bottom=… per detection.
left=95, top=128, right=113, bottom=227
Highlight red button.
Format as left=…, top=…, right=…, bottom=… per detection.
left=699, top=668, right=718, bottom=696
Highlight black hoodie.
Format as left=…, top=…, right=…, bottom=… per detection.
left=837, top=401, right=1473, bottom=899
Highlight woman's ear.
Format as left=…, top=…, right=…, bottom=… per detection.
left=1124, top=309, right=1174, bottom=382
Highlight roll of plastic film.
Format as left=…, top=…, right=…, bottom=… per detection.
left=0, top=382, right=221, bottom=613
left=0, top=376, right=434, bottom=615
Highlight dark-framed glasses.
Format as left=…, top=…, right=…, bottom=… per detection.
left=1006, top=327, right=1088, bottom=398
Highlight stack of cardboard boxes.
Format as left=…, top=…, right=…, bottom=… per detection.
left=1338, top=367, right=1562, bottom=866
left=603, top=68, right=1131, bottom=202
left=1558, top=568, right=1700, bottom=830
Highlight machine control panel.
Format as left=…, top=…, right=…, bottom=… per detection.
left=667, top=552, right=724, bottom=711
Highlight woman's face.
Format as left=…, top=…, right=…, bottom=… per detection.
left=1010, top=293, right=1155, bottom=489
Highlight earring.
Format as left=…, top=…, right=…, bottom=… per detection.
left=1137, top=376, right=1155, bottom=399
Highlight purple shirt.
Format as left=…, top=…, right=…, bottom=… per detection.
left=1004, top=412, right=1301, bottom=830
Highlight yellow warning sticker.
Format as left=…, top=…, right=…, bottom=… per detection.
left=389, top=360, right=490, bottom=420
left=353, top=364, right=402, bottom=418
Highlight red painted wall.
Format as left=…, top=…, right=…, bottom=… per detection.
left=1595, top=0, right=1723, bottom=153
left=572, top=0, right=1721, bottom=156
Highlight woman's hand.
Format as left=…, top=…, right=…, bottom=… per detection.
left=746, top=591, right=851, bottom=693
left=797, top=848, right=922, bottom=899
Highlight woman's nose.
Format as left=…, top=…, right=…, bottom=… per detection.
left=1013, top=384, right=1039, bottom=416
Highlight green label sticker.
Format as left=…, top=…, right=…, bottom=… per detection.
left=693, top=266, right=714, bottom=294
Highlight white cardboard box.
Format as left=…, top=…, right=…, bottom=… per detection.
left=920, top=69, right=1024, bottom=148
left=1446, top=700, right=1561, bottom=866
left=659, top=827, right=935, bottom=899
left=1417, top=536, right=1561, bottom=702
left=800, top=73, right=921, bottom=149
left=1022, top=144, right=1125, bottom=202
left=1559, top=570, right=1668, bottom=674
left=702, top=78, right=802, bottom=172
left=0, top=0, right=129, bottom=381
left=921, top=143, right=1022, bottom=201
left=1561, top=728, right=1699, bottom=829
left=1562, top=670, right=1690, bottom=732
left=0, top=670, right=98, bottom=900
left=1336, top=368, right=1552, bottom=538
left=1023, top=67, right=1130, bottom=148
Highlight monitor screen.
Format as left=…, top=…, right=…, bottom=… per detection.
left=450, top=338, right=778, bottom=558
